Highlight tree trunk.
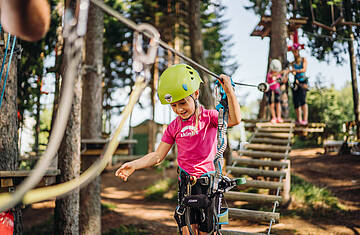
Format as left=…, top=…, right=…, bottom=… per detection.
left=348, top=33, right=360, bottom=139
left=188, top=0, right=214, bottom=109
left=80, top=1, right=104, bottom=234
left=54, top=54, right=81, bottom=235
left=270, top=0, right=288, bottom=118
left=0, top=47, right=23, bottom=234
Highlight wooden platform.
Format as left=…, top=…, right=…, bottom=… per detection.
left=242, top=119, right=325, bottom=134
left=0, top=169, right=61, bottom=191
left=81, top=139, right=137, bottom=156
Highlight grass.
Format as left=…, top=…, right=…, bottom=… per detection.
left=144, top=177, right=177, bottom=201
left=282, top=174, right=347, bottom=219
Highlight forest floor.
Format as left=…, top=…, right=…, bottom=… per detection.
left=23, top=147, right=360, bottom=234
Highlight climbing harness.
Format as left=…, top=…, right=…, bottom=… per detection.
left=0, top=33, right=16, bottom=109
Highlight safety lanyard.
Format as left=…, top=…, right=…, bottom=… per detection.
left=0, top=32, right=17, bottom=109
left=212, top=79, right=234, bottom=193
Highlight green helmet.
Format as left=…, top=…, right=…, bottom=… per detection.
left=157, top=64, right=203, bottom=104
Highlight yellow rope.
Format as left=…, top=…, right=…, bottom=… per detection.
left=0, top=77, right=146, bottom=205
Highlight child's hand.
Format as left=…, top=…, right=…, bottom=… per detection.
left=115, top=162, right=136, bottom=181
left=217, top=74, right=232, bottom=92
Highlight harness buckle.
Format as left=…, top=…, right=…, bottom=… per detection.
left=176, top=205, right=186, bottom=216
left=189, top=176, right=197, bottom=186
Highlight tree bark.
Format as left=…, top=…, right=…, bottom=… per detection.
left=54, top=57, right=81, bottom=235
left=348, top=33, right=360, bottom=138
left=269, top=0, right=288, bottom=119
left=188, top=0, right=214, bottom=109
left=80, top=1, right=104, bottom=234
left=0, top=46, right=23, bottom=234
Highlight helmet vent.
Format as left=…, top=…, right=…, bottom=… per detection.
left=191, top=77, right=194, bottom=80
left=188, top=71, right=193, bottom=75
left=186, top=66, right=192, bottom=70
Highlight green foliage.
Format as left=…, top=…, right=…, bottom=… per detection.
left=102, top=202, right=117, bottom=214
left=290, top=175, right=345, bottom=215
left=306, top=79, right=353, bottom=138
left=144, top=177, right=177, bottom=201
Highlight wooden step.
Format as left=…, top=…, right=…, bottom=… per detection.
left=255, top=132, right=293, bottom=139
left=227, top=166, right=286, bottom=178
left=256, top=123, right=295, bottom=128
left=220, top=230, right=266, bottom=235
left=242, top=179, right=283, bottom=190
left=231, top=157, right=288, bottom=168
left=225, top=191, right=282, bottom=204
left=251, top=137, right=289, bottom=145
left=229, top=208, right=280, bottom=222
left=238, top=150, right=288, bottom=160
left=244, top=144, right=289, bottom=152
left=257, top=127, right=291, bottom=133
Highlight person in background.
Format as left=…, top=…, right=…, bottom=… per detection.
left=266, top=59, right=286, bottom=123
left=0, top=0, right=50, bottom=41
left=289, top=45, right=308, bottom=126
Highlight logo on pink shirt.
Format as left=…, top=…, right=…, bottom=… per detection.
left=180, top=125, right=198, bottom=137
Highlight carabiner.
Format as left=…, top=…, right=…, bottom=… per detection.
left=132, top=23, right=160, bottom=73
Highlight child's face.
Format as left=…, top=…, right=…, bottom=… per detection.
left=170, top=96, right=196, bottom=120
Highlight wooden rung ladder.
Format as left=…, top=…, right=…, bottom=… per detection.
left=222, top=121, right=294, bottom=234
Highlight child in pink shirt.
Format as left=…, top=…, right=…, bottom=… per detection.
left=115, top=64, right=241, bottom=235
left=267, top=59, right=285, bottom=123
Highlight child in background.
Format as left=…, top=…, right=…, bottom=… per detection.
left=266, top=59, right=285, bottom=123
left=115, top=64, right=241, bottom=235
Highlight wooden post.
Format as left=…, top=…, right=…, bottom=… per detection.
left=282, top=160, right=291, bottom=205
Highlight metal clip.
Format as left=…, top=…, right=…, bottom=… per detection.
left=132, top=23, right=160, bottom=74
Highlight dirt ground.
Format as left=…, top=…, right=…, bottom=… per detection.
left=23, top=148, right=360, bottom=234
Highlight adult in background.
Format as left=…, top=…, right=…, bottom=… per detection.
left=289, top=44, right=308, bottom=126
left=0, top=0, right=50, bottom=41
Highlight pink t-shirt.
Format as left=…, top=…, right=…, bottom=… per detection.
left=161, top=107, right=218, bottom=177
left=267, top=72, right=281, bottom=90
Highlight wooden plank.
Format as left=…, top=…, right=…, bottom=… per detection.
left=255, top=132, right=292, bottom=139
left=256, top=123, right=294, bottom=128
left=227, top=166, right=286, bottom=178
left=228, top=208, right=280, bottom=222
left=231, top=157, right=288, bottom=168
left=257, top=128, right=292, bottom=133
left=81, top=149, right=129, bottom=156
left=251, top=138, right=289, bottom=145
left=81, top=139, right=137, bottom=144
left=242, top=179, right=283, bottom=190
left=244, top=144, right=289, bottom=152
left=220, top=230, right=266, bottom=235
left=0, top=169, right=61, bottom=177
left=238, top=150, right=288, bottom=160
left=225, top=191, right=282, bottom=204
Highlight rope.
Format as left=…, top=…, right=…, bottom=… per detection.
left=0, top=1, right=88, bottom=212
left=0, top=35, right=16, bottom=108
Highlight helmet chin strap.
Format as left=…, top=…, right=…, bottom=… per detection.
left=180, top=94, right=198, bottom=121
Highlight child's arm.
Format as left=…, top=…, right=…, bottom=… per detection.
left=115, top=142, right=172, bottom=181
left=218, top=74, right=241, bottom=127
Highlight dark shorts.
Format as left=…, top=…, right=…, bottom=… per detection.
left=292, top=84, right=307, bottom=108
left=266, top=89, right=281, bottom=104
left=176, top=174, right=215, bottom=233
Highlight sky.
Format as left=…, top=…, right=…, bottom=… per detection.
left=223, top=0, right=353, bottom=106
left=20, top=0, right=358, bottom=154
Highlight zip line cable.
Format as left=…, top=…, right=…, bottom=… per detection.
left=89, top=0, right=268, bottom=92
